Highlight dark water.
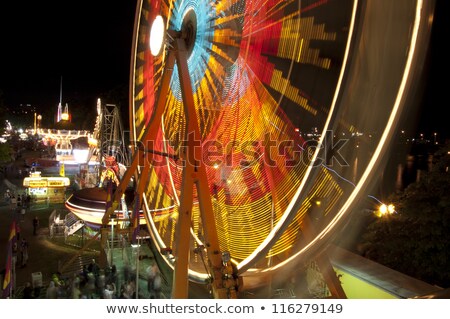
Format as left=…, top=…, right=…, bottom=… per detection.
left=377, top=142, right=436, bottom=199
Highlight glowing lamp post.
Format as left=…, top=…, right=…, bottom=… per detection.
left=131, top=238, right=141, bottom=299
left=110, top=213, right=117, bottom=265
left=376, top=203, right=395, bottom=217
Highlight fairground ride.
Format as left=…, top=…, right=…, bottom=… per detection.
left=65, top=100, right=136, bottom=228
left=101, top=0, right=434, bottom=298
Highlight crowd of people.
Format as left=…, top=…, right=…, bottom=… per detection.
left=1, top=149, right=166, bottom=299
left=21, top=258, right=163, bottom=299
left=11, top=238, right=29, bottom=270
left=4, top=189, right=32, bottom=213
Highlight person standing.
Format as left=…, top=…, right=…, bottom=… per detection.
left=23, top=282, right=33, bottom=298
left=20, top=238, right=29, bottom=268
left=33, top=216, right=39, bottom=236
left=4, top=189, right=11, bottom=201
left=10, top=195, right=17, bottom=211
left=103, top=284, right=116, bottom=299
left=22, top=192, right=27, bottom=208
left=16, top=223, right=21, bottom=241
left=146, top=263, right=155, bottom=296
left=12, top=242, right=18, bottom=270
left=46, top=281, right=57, bottom=299
left=20, top=207, right=26, bottom=221
left=153, top=270, right=161, bottom=299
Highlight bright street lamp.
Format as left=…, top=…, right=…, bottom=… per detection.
left=110, top=213, right=117, bottom=265
left=376, top=203, right=395, bottom=217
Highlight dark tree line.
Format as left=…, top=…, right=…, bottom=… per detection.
left=360, top=142, right=450, bottom=288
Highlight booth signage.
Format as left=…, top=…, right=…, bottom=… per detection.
left=29, top=180, right=48, bottom=187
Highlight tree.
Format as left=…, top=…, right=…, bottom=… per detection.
left=0, top=142, right=12, bottom=175
left=360, top=142, right=450, bottom=288
left=0, top=89, right=6, bottom=135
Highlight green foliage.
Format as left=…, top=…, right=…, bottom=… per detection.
left=0, top=142, right=12, bottom=163
left=0, top=89, right=5, bottom=135
left=361, top=142, right=450, bottom=288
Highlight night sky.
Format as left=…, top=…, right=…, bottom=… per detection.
left=0, top=0, right=137, bottom=127
left=415, top=0, right=448, bottom=139
left=0, top=0, right=447, bottom=138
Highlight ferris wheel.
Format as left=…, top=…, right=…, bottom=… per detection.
left=121, top=0, right=434, bottom=297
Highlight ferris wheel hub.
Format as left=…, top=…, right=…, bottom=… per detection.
left=181, top=9, right=197, bottom=57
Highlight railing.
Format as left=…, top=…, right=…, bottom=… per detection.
left=64, top=220, right=85, bottom=237
left=64, top=212, right=80, bottom=227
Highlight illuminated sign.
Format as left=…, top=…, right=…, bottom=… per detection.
left=48, top=181, right=65, bottom=187
left=28, top=181, right=48, bottom=187
left=24, top=177, right=70, bottom=188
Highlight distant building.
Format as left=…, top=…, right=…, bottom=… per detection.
left=56, top=102, right=71, bottom=123
left=6, top=103, right=37, bottom=128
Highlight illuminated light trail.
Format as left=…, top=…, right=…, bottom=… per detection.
left=246, top=0, right=427, bottom=275
left=129, top=0, right=433, bottom=286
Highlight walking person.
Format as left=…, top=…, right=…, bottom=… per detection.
left=146, top=263, right=156, bottom=296
left=96, top=269, right=106, bottom=296
left=20, top=206, right=26, bottom=221
left=21, top=192, right=27, bottom=208
left=153, top=270, right=161, bottom=299
left=10, top=195, right=17, bottom=211
left=123, top=260, right=130, bottom=283
left=85, top=272, right=96, bottom=298
left=71, top=274, right=82, bottom=299
left=12, top=242, right=18, bottom=267
left=23, top=282, right=33, bottom=298
left=4, top=189, right=11, bottom=202
left=103, top=284, right=116, bottom=299
left=46, top=281, right=57, bottom=299
left=16, top=223, right=21, bottom=241
left=33, top=216, right=39, bottom=235
left=20, top=238, right=29, bottom=268
left=25, top=194, right=31, bottom=208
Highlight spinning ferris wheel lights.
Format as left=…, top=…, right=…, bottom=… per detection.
left=123, top=0, right=434, bottom=298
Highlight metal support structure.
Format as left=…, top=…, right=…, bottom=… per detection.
left=302, top=211, right=347, bottom=299
left=171, top=37, right=228, bottom=298
left=100, top=34, right=238, bottom=298
left=99, top=227, right=108, bottom=268
left=110, top=213, right=117, bottom=266
left=99, top=104, right=130, bottom=168
left=132, top=237, right=141, bottom=299
left=60, top=231, right=102, bottom=273
left=101, top=51, right=176, bottom=226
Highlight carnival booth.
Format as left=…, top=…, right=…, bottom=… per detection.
left=23, top=171, right=70, bottom=203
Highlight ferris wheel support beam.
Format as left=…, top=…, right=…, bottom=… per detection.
left=172, top=37, right=234, bottom=299
left=102, top=30, right=237, bottom=298
left=101, top=51, right=177, bottom=227
left=99, top=47, right=176, bottom=269
left=301, top=214, right=346, bottom=298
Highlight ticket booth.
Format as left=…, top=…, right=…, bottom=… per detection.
left=23, top=171, right=71, bottom=203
